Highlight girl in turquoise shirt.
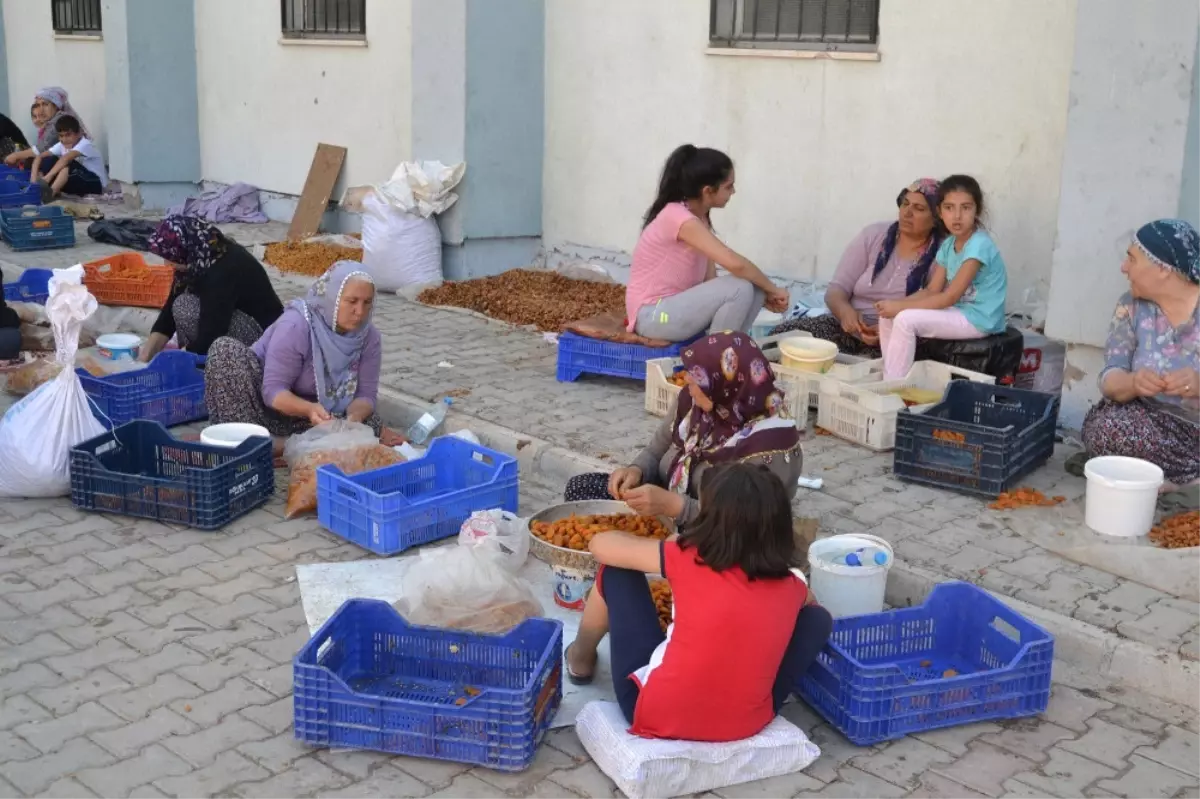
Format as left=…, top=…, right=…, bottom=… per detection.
left=874, top=174, right=1008, bottom=380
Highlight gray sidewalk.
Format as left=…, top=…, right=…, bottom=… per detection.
left=0, top=216, right=1195, bottom=798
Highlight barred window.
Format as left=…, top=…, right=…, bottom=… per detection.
left=52, top=0, right=103, bottom=35
left=710, top=0, right=879, bottom=51
left=281, top=0, right=365, bottom=40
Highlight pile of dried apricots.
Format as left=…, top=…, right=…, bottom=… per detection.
left=650, top=580, right=673, bottom=632
left=1149, top=510, right=1200, bottom=549
left=987, top=488, right=1065, bottom=510
left=531, top=513, right=672, bottom=552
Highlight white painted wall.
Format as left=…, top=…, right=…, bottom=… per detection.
left=543, top=0, right=1077, bottom=312
left=194, top=0, right=412, bottom=198
left=1, top=0, right=107, bottom=154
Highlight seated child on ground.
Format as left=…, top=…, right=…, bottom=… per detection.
left=31, top=115, right=108, bottom=200
left=874, top=174, right=1008, bottom=380
left=564, top=462, right=832, bottom=742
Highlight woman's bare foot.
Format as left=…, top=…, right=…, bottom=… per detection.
left=565, top=642, right=597, bottom=685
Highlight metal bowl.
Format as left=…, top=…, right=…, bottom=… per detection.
left=527, top=500, right=676, bottom=572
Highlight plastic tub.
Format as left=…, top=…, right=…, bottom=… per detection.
left=1084, top=456, right=1163, bottom=538
left=807, top=533, right=893, bottom=618
left=778, top=337, right=838, bottom=373
left=201, top=423, right=270, bottom=449
left=95, top=333, right=142, bottom=361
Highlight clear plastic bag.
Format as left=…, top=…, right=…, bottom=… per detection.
left=458, top=509, right=529, bottom=573
left=395, top=536, right=542, bottom=634
left=282, top=420, right=404, bottom=519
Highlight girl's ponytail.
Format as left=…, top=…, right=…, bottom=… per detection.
left=643, top=144, right=733, bottom=229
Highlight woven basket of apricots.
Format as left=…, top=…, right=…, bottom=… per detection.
left=528, top=500, right=675, bottom=572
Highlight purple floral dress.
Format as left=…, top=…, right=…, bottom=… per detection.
left=1081, top=292, right=1199, bottom=484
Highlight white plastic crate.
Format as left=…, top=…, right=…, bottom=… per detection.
left=771, top=356, right=883, bottom=413
left=644, top=357, right=683, bottom=416
left=816, top=360, right=995, bottom=451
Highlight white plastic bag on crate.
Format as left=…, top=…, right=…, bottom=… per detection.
left=0, top=266, right=106, bottom=498
left=394, top=527, right=541, bottom=634
left=575, top=701, right=821, bottom=799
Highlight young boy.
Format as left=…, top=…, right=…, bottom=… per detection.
left=30, top=115, right=107, bottom=200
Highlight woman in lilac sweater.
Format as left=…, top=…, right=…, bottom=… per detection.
left=204, top=260, right=402, bottom=450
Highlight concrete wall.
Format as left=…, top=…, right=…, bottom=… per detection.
left=194, top=0, right=412, bottom=198
left=543, top=0, right=1076, bottom=310
left=1, top=0, right=106, bottom=153
left=1045, top=2, right=1198, bottom=428
left=1181, top=31, right=1200, bottom=228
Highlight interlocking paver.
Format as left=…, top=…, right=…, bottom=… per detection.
left=184, top=620, right=275, bottom=658
left=108, top=644, right=207, bottom=686
left=75, top=744, right=192, bottom=798
left=0, top=608, right=88, bottom=647
left=98, top=674, right=204, bottom=723
left=1096, top=753, right=1199, bottom=798
left=176, top=647, right=275, bottom=692
left=932, top=741, right=1037, bottom=797
left=851, top=736, right=956, bottom=789
left=91, top=707, right=197, bottom=758
left=232, top=755, right=353, bottom=797
left=1008, top=746, right=1119, bottom=797
left=28, top=668, right=130, bottom=715
left=979, top=718, right=1077, bottom=764
left=1039, top=685, right=1114, bottom=733
left=57, top=611, right=148, bottom=649
left=161, top=714, right=272, bottom=768
left=153, top=750, right=270, bottom=797
left=43, top=637, right=140, bottom=680
left=813, top=766, right=906, bottom=797
left=1059, top=717, right=1155, bottom=765
left=169, top=677, right=275, bottom=727
left=15, top=701, right=124, bottom=754
left=0, top=731, right=39, bottom=763
left=1134, top=725, right=1200, bottom=778
left=3, top=737, right=115, bottom=795
left=322, top=765, right=433, bottom=798
left=35, top=777, right=99, bottom=798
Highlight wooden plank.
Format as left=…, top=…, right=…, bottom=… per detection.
left=287, top=143, right=348, bottom=241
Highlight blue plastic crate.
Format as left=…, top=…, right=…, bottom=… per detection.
left=0, top=165, right=27, bottom=178
left=1, top=205, right=74, bottom=251
left=0, top=182, right=40, bottom=209
left=69, top=420, right=273, bottom=530
left=556, top=331, right=690, bottom=382
left=294, top=599, right=562, bottom=770
left=317, top=436, right=520, bottom=555
left=893, top=381, right=1059, bottom=498
left=797, top=582, right=1054, bottom=746
left=78, top=350, right=207, bottom=429
left=2, top=268, right=52, bottom=304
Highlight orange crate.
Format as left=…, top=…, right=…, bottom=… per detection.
left=83, top=253, right=176, bottom=309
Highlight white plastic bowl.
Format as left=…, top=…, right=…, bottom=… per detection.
left=1084, top=456, right=1163, bottom=538
left=778, top=336, right=839, bottom=373
left=95, top=333, right=142, bottom=361
left=200, top=423, right=271, bottom=449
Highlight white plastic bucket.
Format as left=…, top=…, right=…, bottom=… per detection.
left=807, top=533, right=893, bottom=618
left=200, top=423, right=270, bottom=449
left=1084, top=456, right=1163, bottom=538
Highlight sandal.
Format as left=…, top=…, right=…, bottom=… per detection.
left=564, top=643, right=594, bottom=686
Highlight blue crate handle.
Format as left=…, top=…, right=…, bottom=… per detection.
left=924, top=582, right=1039, bottom=655
left=319, top=463, right=407, bottom=507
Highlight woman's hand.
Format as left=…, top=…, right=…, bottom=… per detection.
left=137, top=332, right=169, bottom=364
left=379, top=427, right=406, bottom=447
left=875, top=300, right=903, bottom=319
left=1132, top=368, right=1167, bottom=398
left=765, top=287, right=790, bottom=313
left=607, top=466, right=643, bottom=500
left=3, top=153, right=19, bottom=166
left=1162, top=368, right=1199, bottom=399
left=307, top=403, right=332, bottom=427
left=623, top=485, right=684, bottom=519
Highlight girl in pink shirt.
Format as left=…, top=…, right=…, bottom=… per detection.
left=626, top=145, right=790, bottom=340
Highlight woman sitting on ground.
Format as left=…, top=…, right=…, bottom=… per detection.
left=770, top=178, right=944, bottom=357
left=0, top=112, right=30, bottom=162
left=625, top=145, right=790, bottom=342
left=565, top=332, right=802, bottom=524
left=565, top=462, right=833, bottom=740
left=140, top=216, right=284, bottom=361
left=1080, top=219, right=1199, bottom=491
left=0, top=268, right=22, bottom=363
left=3, top=86, right=89, bottom=169
left=204, top=260, right=403, bottom=451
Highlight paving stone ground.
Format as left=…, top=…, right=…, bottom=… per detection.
left=0, top=213, right=1195, bottom=798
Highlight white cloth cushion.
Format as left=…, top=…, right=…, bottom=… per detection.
left=574, top=701, right=821, bottom=799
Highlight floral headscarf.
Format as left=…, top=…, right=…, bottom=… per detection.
left=289, top=261, right=376, bottom=415
left=148, top=216, right=227, bottom=289
left=1134, top=219, right=1200, bottom=285
left=870, top=178, right=944, bottom=296
left=667, top=332, right=801, bottom=494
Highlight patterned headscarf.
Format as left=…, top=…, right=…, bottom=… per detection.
left=34, top=86, right=89, bottom=138
left=667, top=332, right=801, bottom=494
left=870, top=178, right=944, bottom=296
left=289, top=261, right=376, bottom=415
left=1134, top=219, right=1200, bottom=285
left=148, top=216, right=227, bottom=289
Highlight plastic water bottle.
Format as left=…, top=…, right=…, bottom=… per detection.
left=406, top=398, right=453, bottom=445
left=844, top=548, right=888, bottom=567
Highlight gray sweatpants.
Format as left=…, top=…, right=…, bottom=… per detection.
left=634, top=276, right=765, bottom=342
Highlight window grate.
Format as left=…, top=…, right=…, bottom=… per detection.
left=51, top=0, right=103, bottom=35
left=281, top=0, right=366, bottom=39
left=710, top=0, right=879, bottom=51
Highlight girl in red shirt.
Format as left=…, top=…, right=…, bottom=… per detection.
left=565, top=462, right=833, bottom=742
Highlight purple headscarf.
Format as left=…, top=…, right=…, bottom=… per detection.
left=34, top=86, right=89, bottom=147
left=289, top=261, right=376, bottom=415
